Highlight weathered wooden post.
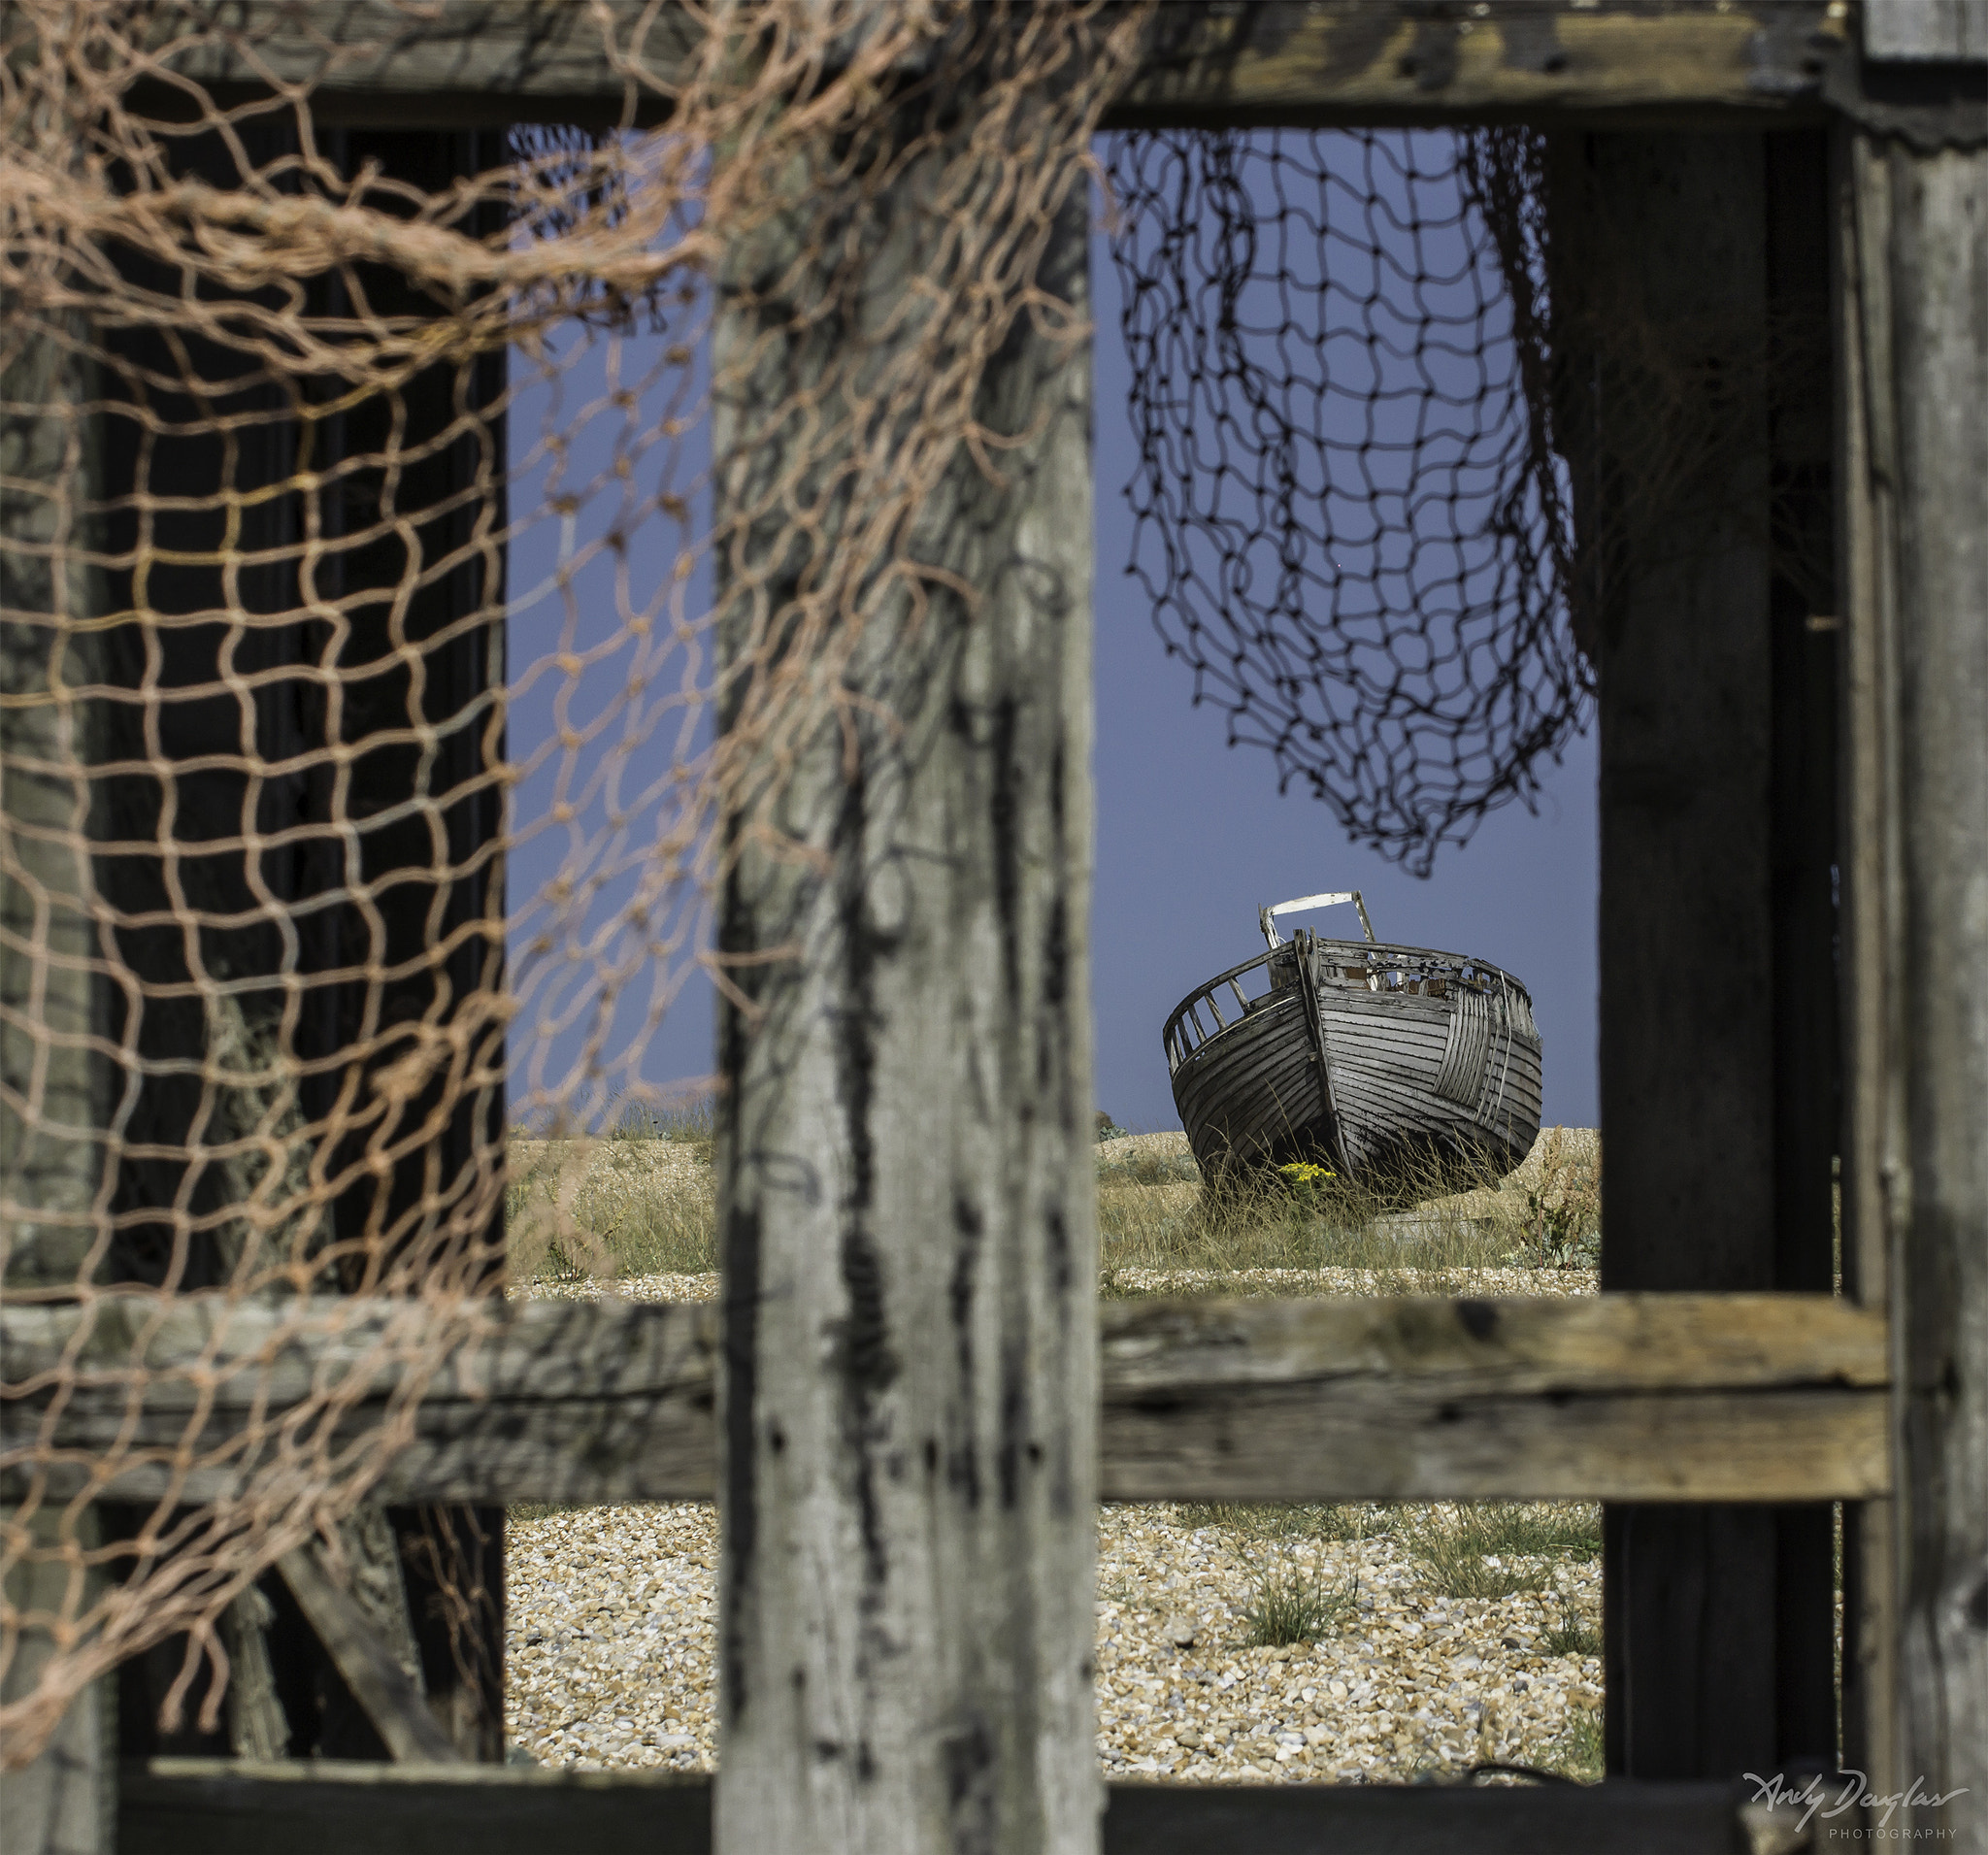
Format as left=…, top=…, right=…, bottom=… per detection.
left=0, top=310, right=114, bottom=1848
left=1836, top=6, right=1987, bottom=1819
left=1577, top=130, right=1799, bottom=1778
left=710, top=42, right=1101, bottom=1855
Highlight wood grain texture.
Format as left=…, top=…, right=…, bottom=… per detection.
left=706, top=57, right=1102, bottom=1855
left=105, top=2, right=1843, bottom=129
left=1, top=313, right=107, bottom=1291
left=2, top=308, right=114, bottom=1855
left=123, top=2, right=703, bottom=127
left=0, top=1295, right=720, bottom=1506
left=1836, top=123, right=1908, bottom=1804
left=1101, top=1294, right=1885, bottom=1503
left=0, top=1507, right=114, bottom=1855
left=272, top=1543, right=464, bottom=1765
left=1856, top=130, right=1988, bottom=1845
left=116, top=1760, right=1753, bottom=1855
left=1863, top=0, right=1988, bottom=62
left=1109, top=1, right=1839, bottom=130
left=1572, top=129, right=1788, bottom=1782
left=3, top=1292, right=1889, bottom=1506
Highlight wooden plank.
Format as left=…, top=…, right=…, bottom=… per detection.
left=1762, top=123, right=1841, bottom=1776
left=117, top=1761, right=1757, bottom=1855
left=2, top=1292, right=1889, bottom=1506
left=0, top=1506, right=115, bottom=1855
left=119, top=2, right=703, bottom=128
left=1104, top=1779, right=1748, bottom=1855
left=0, top=1295, right=721, bottom=1507
left=100, top=2, right=1843, bottom=130
left=1573, top=129, right=1794, bottom=1782
left=2, top=289, right=116, bottom=1855
left=1848, top=127, right=1988, bottom=1839
left=1834, top=122, right=1906, bottom=1805
left=1104, top=1384, right=1882, bottom=1504
left=271, top=1542, right=464, bottom=1765
left=1864, top=0, right=1988, bottom=62
left=703, top=32, right=1107, bottom=1849
left=117, top=1760, right=712, bottom=1855
left=1099, top=1293, right=1886, bottom=1395
left=1108, top=0, right=1840, bottom=131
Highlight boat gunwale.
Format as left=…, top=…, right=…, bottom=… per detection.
left=1164, top=940, right=1539, bottom=1073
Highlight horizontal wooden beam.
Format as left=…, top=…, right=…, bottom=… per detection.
left=118, top=1760, right=1771, bottom=1855
left=99, top=1, right=1843, bottom=129
left=119, top=1760, right=710, bottom=1855
left=1106, top=0, right=1842, bottom=131
left=0, top=1293, right=717, bottom=1507
left=0, top=1292, right=1888, bottom=1505
left=1099, top=1291, right=1889, bottom=1502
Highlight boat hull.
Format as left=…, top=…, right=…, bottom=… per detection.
left=1165, top=937, right=1542, bottom=1192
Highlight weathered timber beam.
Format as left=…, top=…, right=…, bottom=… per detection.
left=0, top=1294, right=719, bottom=1507
left=96, top=1, right=1841, bottom=129
left=1099, top=1292, right=1887, bottom=1503
left=272, top=1542, right=464, bottom=1765
left=0, top=1292, right=1886, bottom=1505
left=116, top=1, right=703, bottom=128
left=1106, top=0, right=1842, bottom=130
left=117, top=1759, right=1763, bottom=1855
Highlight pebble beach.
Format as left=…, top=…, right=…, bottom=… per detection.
left=503, top=1126, right=1606, bottom=1782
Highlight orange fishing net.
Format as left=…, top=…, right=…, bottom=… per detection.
left=1, top=0, right=1143, bottom=1765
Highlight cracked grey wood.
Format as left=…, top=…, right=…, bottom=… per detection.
left=706, top=61, right=1100, bottom=1855
left=1843, top=127, right=1988, bottom=1843
left=1, top=1292, right=1888, bottom=1507
left=0, top=1295, right=719, bottom=1506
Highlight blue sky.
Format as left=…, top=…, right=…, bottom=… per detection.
left=503, top=163, right=1601, bottom=1135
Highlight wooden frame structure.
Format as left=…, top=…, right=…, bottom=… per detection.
left=4, top=3, right=1983, bottom=1850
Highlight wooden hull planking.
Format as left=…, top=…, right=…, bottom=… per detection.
left=1165, top=936, right=1543, bottom=1188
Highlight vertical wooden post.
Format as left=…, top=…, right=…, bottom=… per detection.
left=1, top=317, right=104, bottom=1290
left=1834, top=122, right=1905, bottom=1803
left=712, top=129, right=1098, bottom=1855
left=1580, top=130, right=1839, bottom=1779
left=1839, top=124, right=1988, bottom=1832
left=1763, top=127, right=1841, bottom=1775
left=1, top=315, right=114, bottom=1848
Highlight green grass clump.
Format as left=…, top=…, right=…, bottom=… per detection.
left=1176, top=1502, right=1401, bottom=1544
left=1541, top=1603, right=1603, bottom=1659
left=1549, top=1702, right=1605, bottom=1782
left=1403, top=1503, right=1601, bottom=1600
left=1241, top=1561, right=1361, bottom=1647
left=1097, top=1141, right=1525, bottom=1278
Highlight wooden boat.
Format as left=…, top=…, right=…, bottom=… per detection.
left=1163, top=890, right=1542, bottom=1189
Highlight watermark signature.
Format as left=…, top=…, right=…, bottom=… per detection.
left=1745, top=1770, right=1971, bottom=1838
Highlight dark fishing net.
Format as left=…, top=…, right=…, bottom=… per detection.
left=1105, top=127, right=1592, bottom=874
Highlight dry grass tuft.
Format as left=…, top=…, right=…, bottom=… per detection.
left=1402, top=1503, right=1602, bottom=1601
left=507, top=1094, right=717, bottom=1281
left=1095, top=1128, right=1601, bottom=1278
left=506, top=1121, right=1602, bottom=1291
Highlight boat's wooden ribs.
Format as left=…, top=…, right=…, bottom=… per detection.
left=1432, top=986, right=1493, bottom=1108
